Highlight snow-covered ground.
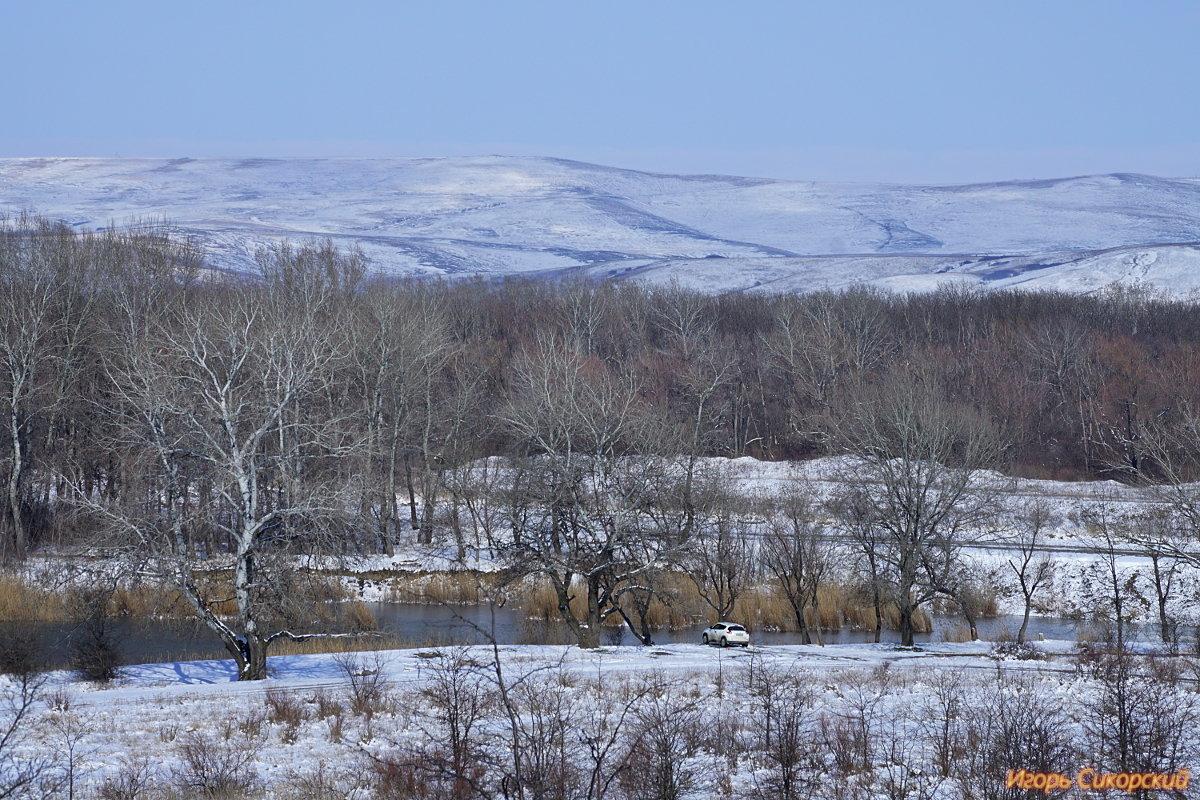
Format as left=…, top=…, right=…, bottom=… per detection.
left=9, top=638, right=1195, bottom=799
left=4, top=157, right=1200, bottom=295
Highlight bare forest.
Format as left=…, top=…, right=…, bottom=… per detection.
left=6, top=218, right=1200, bottom=675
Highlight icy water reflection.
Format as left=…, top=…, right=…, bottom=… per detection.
left=2, top=603, right=1129, bottom=669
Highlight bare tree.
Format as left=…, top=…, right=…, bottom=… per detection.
left=1140, top=513, right=1184, bottom=645
left=0, top=672, right=57, bottom=799
left=0, top=218, right=90, bottom=559
left=350, top=285, right=475, bottom=553
left=1081, top=650, right=1200, bottom=778
left=939, top=557, right=998, bottom=642
left=1006, top=498, right=1057, bottom=644
left=1078, top=501, right=1144, bottom=650
left=619, top=678, right=702, bottom=800
left=764, top=289, right=893, bottom=448
left=832, top=377, right=1003, bottom=646
left=687, top=488, right=756, bottom=624
left=1113, top=413, right=1200, bottom=644
left=500, top=336, right=686, bottom=648
left=743, top=656, right=818, bottom=799
left=79, top=245, right=365, bottom=680
left=831, top=492, right=890, bottom=644
left=393, top=647, right=496, bottom=798
left=762, top=486, right=835, bottom=644
left=959, top=675, right=1077, bottom=800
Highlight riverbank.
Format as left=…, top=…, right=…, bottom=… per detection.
left=9, top=637, right=1197, bottom=800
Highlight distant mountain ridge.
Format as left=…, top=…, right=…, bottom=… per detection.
left=3, top=156, right=1200, bottom=295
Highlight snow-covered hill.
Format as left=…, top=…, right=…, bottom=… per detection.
left=3, top=156, right=1200, bottom=294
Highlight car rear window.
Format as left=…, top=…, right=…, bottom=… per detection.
left=729, top=625, right=746, bottom=632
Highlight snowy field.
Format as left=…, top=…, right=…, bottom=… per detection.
left=4, top=157, right=1200, bottom=295
left=6, top=638, right=1196, bottom=799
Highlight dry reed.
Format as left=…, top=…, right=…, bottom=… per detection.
left=514, top=570, right=939, bottom=636
left=384, top=572, right=490, bottom=604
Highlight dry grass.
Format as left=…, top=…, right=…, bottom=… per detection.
left=0, top=575, right=64, bottom=621
left=938, top=623, right=974, bottom=643
left=514, top=571, right=938, bottom=637
left=267, top=633, right=401, bottom=658
left=0, top=567, right=355, bottom=630
left=517, top=580, right=629, bottom=629
left=0, top=572, right=236, bottom=624
left=342, top=600, right=378, bottom=632
left=384, top=571, right=491, bottom=604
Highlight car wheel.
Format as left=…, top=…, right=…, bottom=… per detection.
left=702, top=634, right=709, bottom=645
left=721, top=637, right=729, bottom=647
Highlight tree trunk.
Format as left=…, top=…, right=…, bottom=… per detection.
left=7, top=410, right=26, bottom=560
left=418, top=468, right=438, bottom=545
left=898, top=601, right=916, bottom=647
left=796, top=605, right=812, bottom=645
left=1151, top=554, right=1173, bottom=644
left=1017, top=603, right=1031, bottom=645
left=405, top=456, right=419, bottom=530
left=812, top=594, right=824, bottom=646
left=616, top=604, right=653, bottom=646
left=958, top=593, right=979, bottom=641
left=238, top=636, right=268, bottom=682
left=871, top=584, right=882, bottom=644
left=579, top=577, right=602, bottom=649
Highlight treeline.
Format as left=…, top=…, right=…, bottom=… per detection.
left=3, top=217, right=1200, bottom=559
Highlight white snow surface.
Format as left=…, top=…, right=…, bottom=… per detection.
left=17, top=638, right=1180, bottom=798
left=4, top=157, right=1200, bottom=295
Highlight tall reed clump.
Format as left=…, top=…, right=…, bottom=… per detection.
left=385, top=572, right=488, bottom=604
left=515, top=571, right=937, bottom=636
left=0, top=574, right=65, bottom=622
left=269, top=632, right=400, bottom=657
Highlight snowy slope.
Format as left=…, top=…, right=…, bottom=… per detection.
left=3, top=156, right=1200, bottom=294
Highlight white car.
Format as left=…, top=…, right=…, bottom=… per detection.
left=701, top=622, right=750, bottom=647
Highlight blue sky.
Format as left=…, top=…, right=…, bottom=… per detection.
left=4, top=1, right=1199, bottom=182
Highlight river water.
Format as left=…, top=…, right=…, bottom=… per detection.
left=3, top=603, right=1129, bottom=670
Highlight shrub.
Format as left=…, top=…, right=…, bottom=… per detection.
left=264, top=689, right=306, bottom=727
left=96, top=757, right=159, bottom=800
left=990, top=641, right=1047, bottom=661
left=0, top=625, right=44, bottom=677
left=67, top=588, right=122, bottom=683
left=172, top=731, right=261, bottom=799
left=334, top=651, right=392, bottom=717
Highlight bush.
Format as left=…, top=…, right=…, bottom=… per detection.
left=172, top=731, right=261, bottom=799
left=334, top=651, right=392, bottom=717
left=67, top=588, right=122, bottom=683
left=264, top=689, right=306, bottom=728
left=990, top=641, right=1047, bottom=661
left=96, top=757, right=159, bottom=800
left=0, top=625, right=44, bottom=677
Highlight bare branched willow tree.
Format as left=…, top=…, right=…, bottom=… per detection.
left=76, top=244, right=366, bottom=680
left=832, top=377, right=1004, bottom=646
left=499, top=335, right=690, bottom=649
left=762, top=487, right=835, bottom=645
